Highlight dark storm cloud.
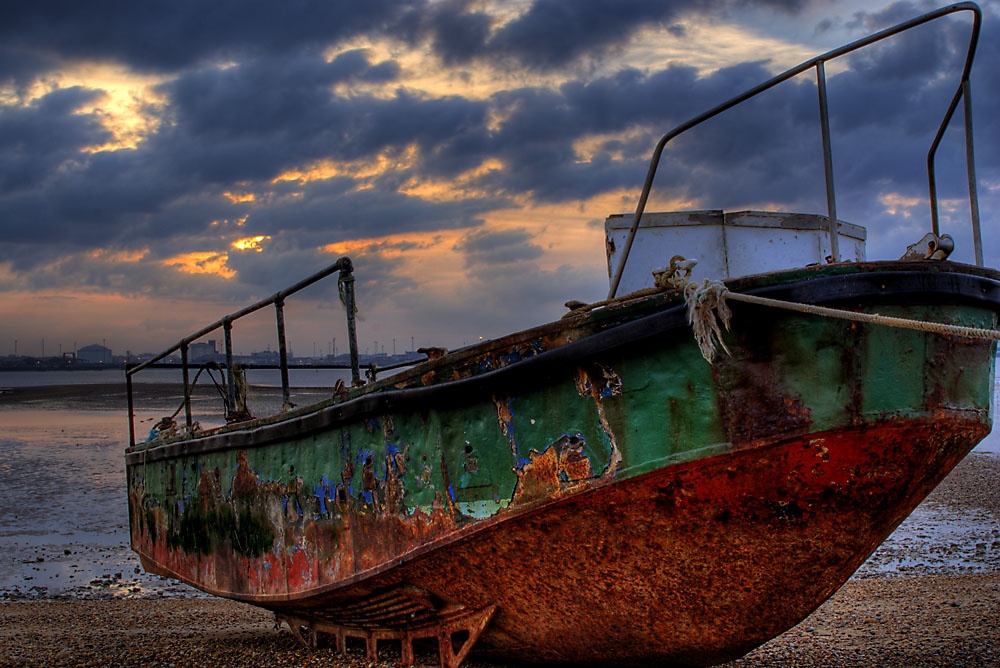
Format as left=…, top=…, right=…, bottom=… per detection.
left=0, top=1, right=817, bottom=76
left=238, top=177, right=500, bottom=243
left=0, top=1, right=426, bottom=73
left=0, top=0, right=995, bottom=306
left=453, top=228, right=544, bottom=267
left=403, top=0, right=815, bottom=70
left=466, top=0, right=985, bottom=218
left=0, top=47, right=56, bottom=93
left=0, top=44, right=503, bottom=278
left=474, top=60, right=783, bottom=203
left=149, top=52, right=488, bottom=184
left=0, top=86, right=110, bottom=194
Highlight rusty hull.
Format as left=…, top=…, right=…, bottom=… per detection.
left=126, top=262, right=1000, bottom=666
left=277, top=416, right=986, bottom=666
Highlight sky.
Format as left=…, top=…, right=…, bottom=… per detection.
left=2, top=0, right=999, bottom=359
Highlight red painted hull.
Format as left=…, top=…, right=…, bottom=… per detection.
left=184, top=413, right=981, bottom=666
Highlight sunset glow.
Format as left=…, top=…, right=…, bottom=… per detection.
left=1, top=1, right=995, bottom=356
left=162, top=252, right=235, bottom=279
left=232, top=235, right=270, bottom=252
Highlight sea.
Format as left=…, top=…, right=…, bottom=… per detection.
left=0, top=368, right=998, bottom=600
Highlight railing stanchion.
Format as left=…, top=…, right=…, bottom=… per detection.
left=607, top=3, right=979, bottom=296
left=181, top=342, right=193, bottom=431
left=224, top=319, right=236, bottom=416
left=275, top=298, right=292, bottom=411
left=339, top=259, right=362, bottom=386
left=122, top=256, right=430, bottom=445
left=126, top=368, right=136, bottom=447
left=963, top=80, right=983, bottom=267
left=816, top=61, right=840, bottom=263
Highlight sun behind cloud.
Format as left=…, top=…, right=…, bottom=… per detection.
left=232, top=235, right=271, bottom=252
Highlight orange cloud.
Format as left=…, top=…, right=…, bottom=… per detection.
left=879, top=192, right=924, bottom=217
left=274, top=146, right=420, bottom=187
left=161, top=251, right=235, bottom=279
left=223, top=191, right=257, bottom=204
left=232, top=235, right=270, bottom=252
left=210, top=215, right=249, bottom=228
left=400, top=158, right=505, bottom=202
left=88, top=248, right=149, bottom=263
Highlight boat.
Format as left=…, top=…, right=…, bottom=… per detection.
left=125, top=4, right=999, bottom=667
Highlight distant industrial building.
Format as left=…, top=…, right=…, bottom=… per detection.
left=77, top=343, right=113, bottom=364
left=189, top=340, right=218, bottom=362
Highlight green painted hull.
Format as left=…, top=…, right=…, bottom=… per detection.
left=126, top=261, right=998, bottom=665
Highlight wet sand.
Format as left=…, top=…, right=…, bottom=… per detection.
left=1, top=383, right=999, bottom=666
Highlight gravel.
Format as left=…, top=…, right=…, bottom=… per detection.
left=2, top=572, right=998, bottom=667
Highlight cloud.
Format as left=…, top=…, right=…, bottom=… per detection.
left=0, top=0, right=997, bottom=352
left=453, top=228, right=544, bottom=267
left=0, top=86, right=110, bottom=193
left=401, top=0, right=817, bottom=71
left=0, top=1, right=427, bottom=73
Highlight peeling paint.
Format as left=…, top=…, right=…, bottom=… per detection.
left=126, top=262, right=999, bottom=667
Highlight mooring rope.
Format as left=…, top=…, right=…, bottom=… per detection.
left=682, top=276, right=1000, bottom=362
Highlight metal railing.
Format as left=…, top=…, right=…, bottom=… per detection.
left=126, top=256, right=361, bottom=447
left=609, top=2, right=983, bottom=299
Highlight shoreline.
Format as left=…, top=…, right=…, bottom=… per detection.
left=0, top=382, right=293, bottom=404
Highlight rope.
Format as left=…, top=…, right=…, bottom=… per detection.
left=684, top=280, right=732, bottom=362
left=684, top=277, right=1000, bottom=362
left=727, top=290, right=1000, bottom=340
left=565, top=256, right=999, bottom=361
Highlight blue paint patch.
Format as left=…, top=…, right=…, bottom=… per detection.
left=315, top=476, right=329, bottom=515
left=502, top=351, right=522, bottom=365
left=447, top=484, right=456, bottom=501
left=362, top=490, right=374, bottom=504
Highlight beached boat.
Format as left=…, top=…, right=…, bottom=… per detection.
left=125, top=4, right=998, bottom=667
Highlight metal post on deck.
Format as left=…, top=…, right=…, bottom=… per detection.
left=338, top=259, right=362, bottom=386
left=224, top=319, right=236, bottom=414
left=816, top=61, right=841, bottom=264
left=275, top=297, right=292, bottom=411
left=180, top=342, right=193, bottom=431
left=126, top=369, right=135, bottom=447
left=962, top=79, right=984, bottom=267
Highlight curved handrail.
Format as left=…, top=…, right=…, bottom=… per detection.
left=609, top=2, right=982, bottom=299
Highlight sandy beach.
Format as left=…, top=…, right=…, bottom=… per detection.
left=1, top=379, right=998, bottom=667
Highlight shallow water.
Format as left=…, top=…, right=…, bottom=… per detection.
left=1, top=372, right=998, bottom=600
left=0, top=404, right=194, bottom=599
